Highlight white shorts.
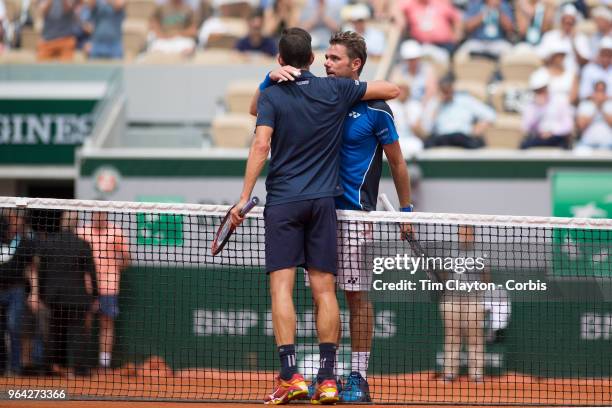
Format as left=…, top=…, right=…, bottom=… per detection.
left=305, top=221, right=373, bottom=292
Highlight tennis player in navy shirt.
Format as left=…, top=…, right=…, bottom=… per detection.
left=251, top=31, right=413, bottom=403
left=230, top=27, right=399, bottom=405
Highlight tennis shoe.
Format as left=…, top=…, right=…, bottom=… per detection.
left=308, top=377, right=342, bottom=399
left=264, top=373, right=308, bottom=405
left=339, top=371, right=371, bottom=402
left=310, top=378, right=339, bottom=405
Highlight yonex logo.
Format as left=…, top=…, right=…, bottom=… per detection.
left=348, top=111, right=361, bottom=119
left=347, top=277, right=359, bottom=285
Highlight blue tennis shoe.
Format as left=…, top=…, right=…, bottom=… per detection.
left=339, top=371, right=371, bottom=402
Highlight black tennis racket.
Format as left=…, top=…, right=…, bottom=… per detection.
left=211, top=197, right=259, bottom=256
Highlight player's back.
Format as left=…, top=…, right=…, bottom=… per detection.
left=256, top=70, right=367, bottom=206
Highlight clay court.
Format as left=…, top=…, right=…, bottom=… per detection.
left=1, top=368, right=611, bottom=407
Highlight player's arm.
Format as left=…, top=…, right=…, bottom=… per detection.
left=361, top=81, right=400, bottom=101
left=231, top=125, right=272, bottom=225
left=383, top=141, right=411, bottom=208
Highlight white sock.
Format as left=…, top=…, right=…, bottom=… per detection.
left=100, top=352, right=111, bottom=368
left=351, top=352, right=370, bottom=379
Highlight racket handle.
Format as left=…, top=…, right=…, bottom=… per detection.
left=239, top=196, right=259, bottom=216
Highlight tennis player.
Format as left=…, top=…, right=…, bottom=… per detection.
left=252, top=31, right=412, bottom=402
left=230, top=28, right=399, bottom=405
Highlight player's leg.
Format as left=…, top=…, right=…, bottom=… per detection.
left=466, top=299, right=485, bottom=381
left=440, top=296, right=461, bottom=381
left=98, top=295, right=119, bottom=369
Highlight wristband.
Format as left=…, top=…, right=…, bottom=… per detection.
left=259, top=72, right=274, bottom=91
left=400, top=204, right=414, bottom=212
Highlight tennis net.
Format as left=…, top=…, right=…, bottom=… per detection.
left=0, top=196, right=610, bottom=405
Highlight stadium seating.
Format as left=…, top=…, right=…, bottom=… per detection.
left=500, top=48, right=542, bottom=82
left=486, top=114, right=523, bottom=149
left=211, top=113, right=255, bottom=148
left=226, top=80, right=259, bottom=114
left=453, top=51, right=497, bottom=82
left=126, top=0, right=157, bottom=21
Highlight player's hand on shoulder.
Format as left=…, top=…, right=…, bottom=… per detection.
left=270, top=66, right=301, bottom=83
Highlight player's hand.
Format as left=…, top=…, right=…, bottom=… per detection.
left=270, top=66, right=301, bottom=83
left=400, top=223, right=414, bottom=241
left=230, top=199, right=248, bottom=227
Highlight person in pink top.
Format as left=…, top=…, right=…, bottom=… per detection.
left=395, top=0, right=462, bottom=64
left=78, top=211, right=130, bottom=369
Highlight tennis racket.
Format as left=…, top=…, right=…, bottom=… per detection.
left=378, top=194, right=446, bottom=301
left=211, top=197, right=259, bottom=256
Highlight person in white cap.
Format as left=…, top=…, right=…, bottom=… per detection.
left=539, top=3, right=590, bottom=71
left=579, top=36, right=612, bottom=100
left=391, top=40, right=438, bottom=107
left=590, top=6, right=612, bottom=54
left=341, top=4, right=385, bottom=57
left=576, top=80, right=612, bottom=151
left=535, top=38, right=578, bottom=102
left=521, top=69, right=574, bottom=149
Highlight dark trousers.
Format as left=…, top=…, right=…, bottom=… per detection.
left=520, top=133, right=570, bottom=150
left=425, top=133, right=486, bottom=149
left=47, top=304, right=90, bottom=375
left=0, top=286, right=25, bottom=374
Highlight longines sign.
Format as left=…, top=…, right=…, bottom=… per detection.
left=0, top=114, right=93, bottom=145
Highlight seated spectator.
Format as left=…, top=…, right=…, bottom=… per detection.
left=0, top=0, right=6, bottom=53
left=458, top=0, right=513, bottom=60
left=198, top=0, right=252, bottom=48
left=579, top=36, right=612, bottom=100
left=422, top=74, right=496, bottom=149
left=521, top=69, right=574, bottom=149
left=300, top=0, right=346, bottom=49
left=387, top=80, right=425, bottom=154
left=74, top=0, right=93, bottom=50
left=263, top=0, right=299, bottom=39
left=539, top=3, right=590, bottom=72
left=37, top=0, right=77, bottom=61
left=341, top=4, right=385, bottom=57
left=235, top=8, right=277, bottom=56
left=391, top=40, right=438, bottom=106
left=590, top=6, right=611, bottom=54
left=84, top=0, right=125, bottom=59
left=576, top=81, right=612, bottom=150
left=194, top=0, right=213, bottom=28
left=396, top=0, right=461, bottom=65
left=535, top=39, right=578, bottom=102
left=515, top=0, right=554, bottom=46
left=149, top=0, right=197, bottom=55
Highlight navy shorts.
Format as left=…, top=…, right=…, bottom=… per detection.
left=99, top=295, right=119, bottom=319
left=264, top=197, right=337, bottom=274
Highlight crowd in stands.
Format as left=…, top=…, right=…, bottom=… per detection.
left=0, top=0, right=610, bottom=150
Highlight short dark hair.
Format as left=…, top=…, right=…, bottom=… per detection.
left=279, top=28, right=312, bottom=68
left=439, top=72, right=455, bottom=88
left=329, top=31, right=367, bottom=75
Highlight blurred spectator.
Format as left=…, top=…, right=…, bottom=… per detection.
left=387, top=80, right=425, bottom=154
left=396, top=0, right=461, bottom=65
left=515, top=0, right=554, bottom=46
left=149, top=0, right=197, bottom=55
left=391, top=40, right=438, bottom=106
left=84, top=0, right=125, bottom=59
left=422, top=74, right=495, bottom=149
left=0, top=211, right=34, bottom=376
left=235, top=8, right=277, bottom=56
left=579, top=36, right=612, bottom=100
left=32, top=212, right=97, bottom=377
left=194, top=0, right=213, bottom=27
left=535, top=39, right=578, bottom=103
left=0, top=0, right=6, bottom=52
left=575, top=81, right=612, bottom=150
left=458, top=0, right=513, bottom=59
left=263, top=0, right=299, bottom=39
left=78, top=211, right=129, bottom=370
left=198, top=0, right=253, bottom=48
left=37, top=0, right=77, bottom=61
left=369, top=0, right=394, bottom=21
left=521, top=69, right=574, bottom=149
left=300, top=0, right=346, bottom=49
left=341, top=4, right=385, bottom=57
left=539, top=3, right=590, bottom=71
left=590, top=6, right=611, bottom=54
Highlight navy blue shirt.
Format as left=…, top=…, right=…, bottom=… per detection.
left=256, top=70, right=367, bottom=206
left=235, top=36, right=278, bottom=57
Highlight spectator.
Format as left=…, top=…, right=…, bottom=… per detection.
left=387, top=80, right=425, bottom=154
left=440, top=225, right=489, bottom=383
left=263, top=0, right=299, bottom=39
left=515, top=0, right=555, bottom=46
left=458, top=0, right=513, bottom=59
left=341, top=4, right=385, bottom=57
left=535, top=39, right=578, bottom=102
left=396, top=0, right=461, bottom=65
left=198, top=0, right=252, bottom=48
left=575, top=81, right=612, bottom=150
left=0, top=211, right=34, bottom=376
left=539, top=3, right=590, bottom=71
left=235, top=8, right=277, bottom=57
left=590, top=6, right=611, bottom=54
left=300, top=0, right=346, bottom=49
left=37, top=0, right=77, bottom=61
left=84, top=0, right=125, bottom=59
left=579, top=36, right=612, bottom=100
left=0, top=0, right=6, bottom=53
left=194, top=0, right=213, bottom=27
left=149, top=0, right=197, bottom=55
left=422, top=74, right=495, bottom=149
left=77, top=211, right=129, bottom=370
left=521, top=69, right=574, bottom=149
left=391, top=40, right=438, bottom=107
left=74, top=0, right=93, bottom=50
left=31, top=211, right=97, bottom=377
